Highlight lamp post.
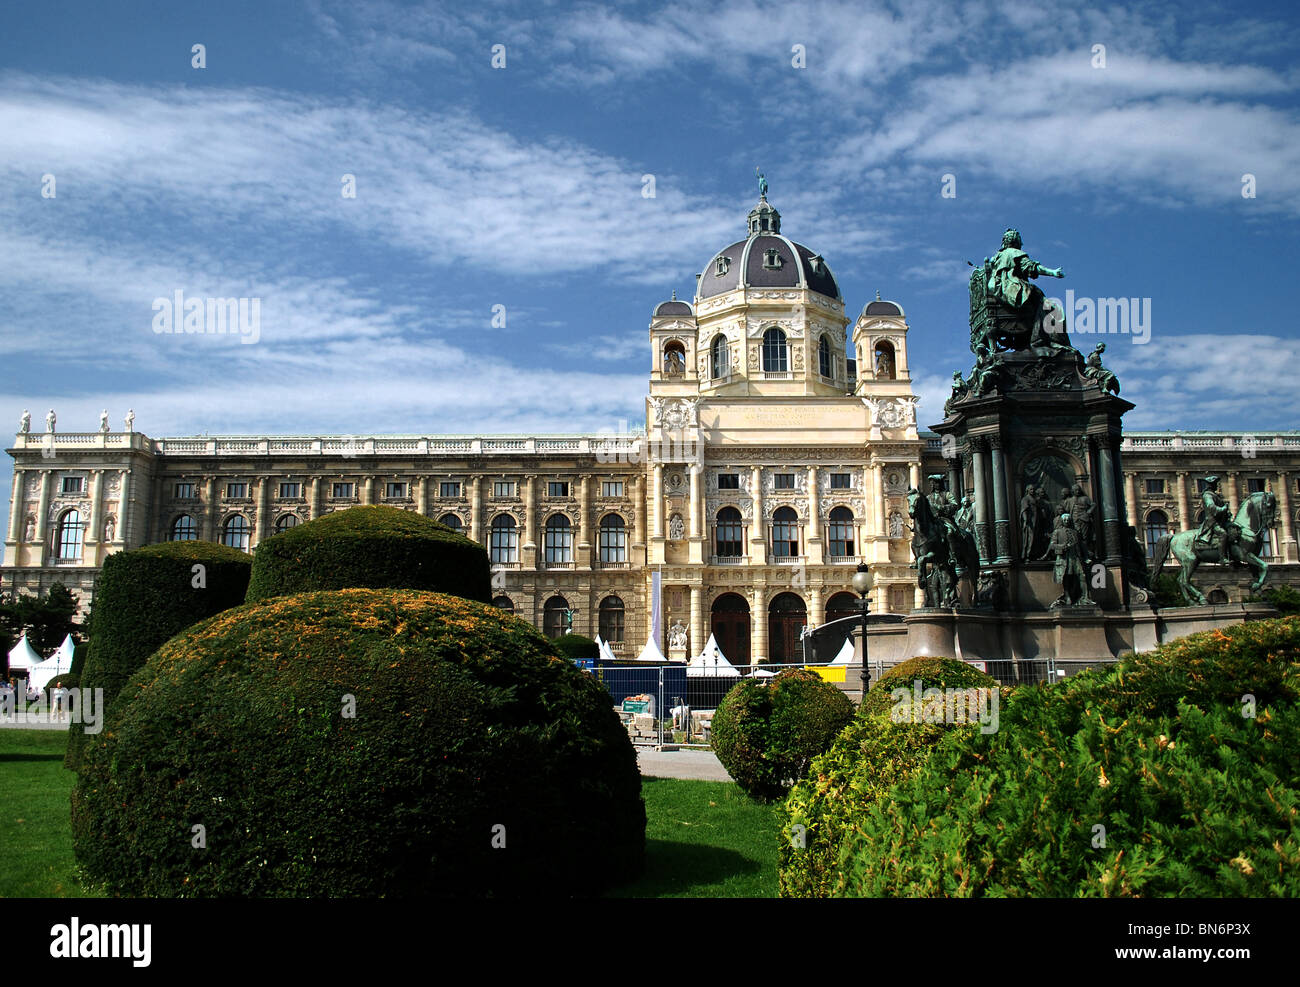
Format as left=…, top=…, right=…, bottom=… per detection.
left=851, top=562, right=874, bottom=695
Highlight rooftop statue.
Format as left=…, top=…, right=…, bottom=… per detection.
left=755, top=167, right=768, bottom=199
left=970, top=228, right=1074, bottom=357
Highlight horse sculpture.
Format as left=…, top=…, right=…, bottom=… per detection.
left=1150, top=490, right=1277, bottom=605
left=908, top=487, right=979, bottom=608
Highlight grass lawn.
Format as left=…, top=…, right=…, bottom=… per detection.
left=607, top=777, right=783, bottom=898
left=0, top=729, right=88, bottom=898
left=0, top=729, right=782, bottom=898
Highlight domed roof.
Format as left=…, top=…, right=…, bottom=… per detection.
left=863, top=296, right=903, bottom=316
left=653, top=296, right=694, bottom=318
left=697, top=197, right=841, bottom=302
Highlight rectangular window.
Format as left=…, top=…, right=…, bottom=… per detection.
left=1144, top=478, right=1165, bottom=495
left=774, top=474, right=795, bottom=490
left=225, top=482, right=248, bottom=499
left=440, top=481, right=461, bottom=498
left=174, top=482, right=195, bottom=499
left=717, top=473, right=740, bottom=490
left=279, top=482, right=302, bottom=499
left=331, top=482, right=354, bottom=499
left=602, top=481, right=624, bottom=497
left=830, top=473, right=851, bottom=489
left=494, top=481, right=516, bottom=497
left=548, top=481, right=570, bottom=497
left=61, top=476, right=84, bottom=495
left=385, top=482, right=407, bottom=499
left=1247, top=478, right=1266, bottom=494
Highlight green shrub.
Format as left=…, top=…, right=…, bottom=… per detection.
left=552, top=634, right=598, bottom=662
left=245, top=505, right=490, bottom=604
left=780, top=657, right=998, bottom=898
left=711, top=669, right=855, bottom=802
left=67, top=540, right=251, bottom=770
left=1259, top=584, right=1300, bottom=616
left=834, top=617, right=1300, bottom=897
left=69, top=641, right=89, bottom=677
left=71, top=588, right=645, bottom=897
left=44, top=673, right=80, bottom=696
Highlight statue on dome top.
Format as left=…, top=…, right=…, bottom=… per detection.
left=755, top=167, right=768, bottom=200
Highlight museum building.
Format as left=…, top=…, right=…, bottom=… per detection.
left=4, top=195, right=1298, bottom=661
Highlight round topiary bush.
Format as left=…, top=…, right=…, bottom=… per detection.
left=68, top=540, right=251, bottom=770
left=711, top=669, right=855, bottom=802
left=552, top=634, right=598, bottom=663
left=71, top=588, right=645, bottom=897
left=780, top=657, right=998, bottom=897
left=833, top=617, right=1300, bottom=897
left=244, top=505, right=491, bottom=604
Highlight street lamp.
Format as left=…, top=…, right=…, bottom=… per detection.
left=851, top=562, right=875, bottom=695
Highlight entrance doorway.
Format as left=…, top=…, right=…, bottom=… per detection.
left=710, top=592, right=750, bottom=666
left=768, top=592, right=807, bottom=663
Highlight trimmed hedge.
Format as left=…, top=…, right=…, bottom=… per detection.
left=245, top=506, right=490, bottom=604
left=71, top=588, right=645, bottom=897
left=835, top=617, right=1300, bottom=897
left=68, top=541, right=251, bottom=770
left=552, top=634, right=598, bottom=662
left=711, top=669, right=855, bottom=802
left=780, top=657, right=998, bottom=897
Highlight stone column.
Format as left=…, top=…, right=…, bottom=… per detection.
left=947, top=458, right=961, bottom=501
left=203, top=475, right=218, bottom=542
left=85, top=470, right=104, bottom=548
left=308, top=476, right=322, bottom=519
left=1096, top=436, right=1122, bottom=563
left=688, top=465, right=702, bottom=539
left=522, top=476, right=536, bottom=560
left=632, top=474, right=646, bottom=554
left=1277, top=472, right=1296, bottom=562
left=806, top=466, right=822, bottom=564
left=470, top=475, right=483, bottom=543
left=652, top=464, right=664, bottom=540
left=809, top=585, right=824, bottom=630
left=33, top=470, right=52, bottom=564
left=6, top=467, right=25, bottom=545
left=1176, top=471, right=1191, bottom=531
left=689, top=585, right=704, bottom=660
left=578, top=475, right=592, bottom=568
left=749, top=466, right=765, bottom=563
left=751, top=586, right=768, bottom=664
left=873, top=461, right=887, bottom=538
left=119, top=468, right=135, bottom=548
left=971, top=439, right=991, bottom=564
left=254, top=476, right=270, bottom=546
left=909, top=462, right=921, bottom=490
left=989, top=436, right=1011, bottom=563
left=415, top=476, right=428, bottom=517
left=1124, top=472, right=1139, bottom=529
left=1226, top=472, right=1240, bottom=515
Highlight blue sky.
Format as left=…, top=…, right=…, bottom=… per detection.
left=3, top=0, right=1299, bottom=524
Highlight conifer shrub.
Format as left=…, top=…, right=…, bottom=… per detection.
left=67, top=541, right=251, bottom=770
left=780, top=657, right=998, bottom=897
left=244, top=505, right=490, bottom=604
left=552, top=634, right=599, bottom=662
left=71, top=588, right=645, bottom=897
left=833, top=617, right=1300, bottom=897
left=711, top=669, right=854, bottom=802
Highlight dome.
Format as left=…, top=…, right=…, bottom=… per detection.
left=653, top=298, right=694, bottom=318
left=863, top=298, right=903, bottom=317
left=698, top=197, right=841, bottom=302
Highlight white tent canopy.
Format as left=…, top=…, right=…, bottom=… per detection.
left=687, top=633, right=740, bottom=678
left=634, top=637, right=666, bottom=663
left=7, top=635, right=41, bottom=674
left=594, top=633, right=617, bottom=664
left=830, top=635, right=856, bottom=665
left=29, top=643, right=74, bottom=693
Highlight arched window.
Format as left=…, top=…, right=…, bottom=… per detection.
left=663, top=341, right=686, bottom=376
left=274, top=514, right=299, bottom=534
left=543, top=596, right=570, bottom=638
left=818, top=334, right=832, bottom=379
left=56, top=509, right=85, bottom=561
left=490, top=515, right=518, bottom=564
left=772, top=506, right=799, bottom=557
left=221, top=514, right=250, bottom=552
left=545, top=514, right=573, bottom=564
left=599, top=514, right=626, bottom=563
left=171, top=514, right=198, bottom=541
left=874, top=341, right=896, bottom=379
left=828, top=506, right=855, bottom=557
left=599, top=595, right=625, bottom=644
left=762, top=327, right=788, bottom=372
left=710, top=334, right=729, bottom=379
left=1144, top=510, right=1169, bottom=559
left=492, top=595, right=514, bottom=613
left=715, top=507, right=743, bottom=557
left=438, top=513, right=463, bottom=532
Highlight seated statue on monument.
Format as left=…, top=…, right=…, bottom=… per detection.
left=1083, top=342, right=1121, bottom=394
left=970, top=228, right=1072, bottom=358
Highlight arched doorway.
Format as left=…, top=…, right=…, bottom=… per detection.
left=821, top=591, right=860, bottom=661
left=768, top=592, right=807, bottom=664
left=710, top=593, right=750, bottom=666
